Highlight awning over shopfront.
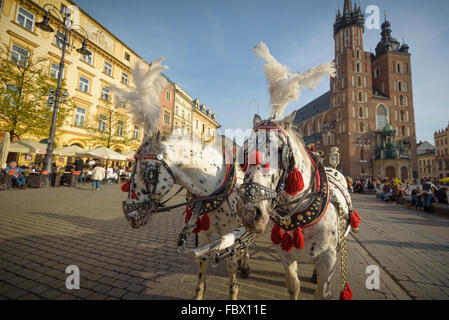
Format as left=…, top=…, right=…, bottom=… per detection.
left=9, top=139, right=48, bottom=154
left=76, top=147, right=127, bottom=161
left=54, top=145, right=85, bottom=157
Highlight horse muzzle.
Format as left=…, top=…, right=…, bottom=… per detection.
left=122, top=200, right=156, bottom=229
left=237, top=200, right=270, bottom=233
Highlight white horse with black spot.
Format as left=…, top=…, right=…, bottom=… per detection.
left=236, top=42, right=361, bottom=300
left=114, top=59, right=250, bottom=300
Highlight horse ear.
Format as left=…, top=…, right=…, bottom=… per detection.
left=253, top=114, right=262, bottom=127
left=281, top=110, right=297, bottom=130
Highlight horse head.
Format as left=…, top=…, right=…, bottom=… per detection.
left=121, top=131, right=175, bottom=229
left=237, top=111, right=313, bottom=233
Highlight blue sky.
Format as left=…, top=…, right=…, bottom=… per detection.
left=75, top=0, right=449, bottom=143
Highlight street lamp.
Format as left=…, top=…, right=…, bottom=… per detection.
left=36, top=4, right=91, bottom=181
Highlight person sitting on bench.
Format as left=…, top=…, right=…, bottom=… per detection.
left=5, top=161, right=26, bottom=188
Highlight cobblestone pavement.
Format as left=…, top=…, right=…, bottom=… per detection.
left=0, top=184, right=448, bottom=300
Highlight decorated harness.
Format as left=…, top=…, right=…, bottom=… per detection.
left=238, top=121, right=360, bottom=252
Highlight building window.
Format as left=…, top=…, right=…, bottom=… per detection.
left=117, top=120, right=124, bottom=136
left=401, top=126, right=406, bottom=136
left=82, top=49, right=93, bottom=65
left=16, top=6, right=35, bottom=32
left=358, top=92, right=363, bottom=102
left=376, top=105, right=388, bottom=130
left=50, top=62, right=63, bottom=79
left=98, top=114, right=107, bottom=132
left=166, top=91, right=171, bottom=101
left=374, top=67, right=381, bottom=79
left=74, top=107, right=86, bottom=127
left=78, top=77, right=90, bottom=93
left=134, top=125, right=139, bottom=139
left=360, top=123, right=365, bottom=133
left=10, top=44, right=29, bottom=66
left=164, top=110, right=171, bottom=126
left=196, top=120, right=199, bottom=130
left=121, top=72, right=129, bottom=85
left=356, top=62, right=361, bottom=73
left=104, top=61, right=113, bottom=76
left=357, top=76, right=362, bottom=87
left=124, top=52, right=130, bottom=61
left=356, top=49, right=361, bottom=59
left=344, top=29, right=350, bottom=47
left=102, top=87, right=110, bottom=102
left=359, top=106, right=364, bottom=118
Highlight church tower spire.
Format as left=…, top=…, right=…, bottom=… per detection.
left=343, top=0, right=352, bottom=15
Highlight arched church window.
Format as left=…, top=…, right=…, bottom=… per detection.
left=376, top=104, right=388, bottom=130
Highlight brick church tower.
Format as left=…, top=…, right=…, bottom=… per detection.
left=295, top=0, right=418, bottom=180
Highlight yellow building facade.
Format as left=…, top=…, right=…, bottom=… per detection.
left=173, top=84, right=193, bottom=137
left=191, top=99, right=220, bottom=143
left=0, top=0, right=146, bottom=158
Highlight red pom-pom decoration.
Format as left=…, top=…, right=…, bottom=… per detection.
left=281, top=231, right=293, bottom=252
left=293, top=227, right=304, bottom=249
left=285, top=168, right=305, bottom=196
left=131, top=192, right=137, bottom=199
left=271, top=224, right=283, bottom=245
left=350, top=209, right=361, bottom=230
left=248, top=151, right=263, bottom=166
left=200, top=213, right=210, bottom=231
left=121, top=180, right=130, bottom=192
left=340, top=284, right=353, bottom=300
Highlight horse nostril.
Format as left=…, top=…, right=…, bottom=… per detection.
left=255, top=207, right=262, bottom=222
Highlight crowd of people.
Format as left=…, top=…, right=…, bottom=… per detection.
left=346, top=175, right=449, bottom=213
left=1, top=157, right=132, bottom=191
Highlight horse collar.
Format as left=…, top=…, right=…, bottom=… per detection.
left=185, top=147, right=237, bottom=217
left=273, top=154, right=330, bottom=231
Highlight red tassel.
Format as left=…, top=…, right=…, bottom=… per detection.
left=131, top=192, right=137, bottom=199
left=281, top=231, right=293, bottom=252
left=200, top=213, right=210, bottom=231
left=271, top=224, right=283, bottom=245
left=121, top=180, right=130, bottom=192
left=242, top=163, right=248, bottom=172
left=248, top=151, right=263, bottom=166
left=292, top=227, right=304, bottom=249
left=184, top=206, right=193, bottom=225
left=262, top=163, right=270, bottom=173
left=340, top=284, right=353, bottom=300
left=285, top=168, right=305, bottom=196
left=350, top=209, right=361, bottom=230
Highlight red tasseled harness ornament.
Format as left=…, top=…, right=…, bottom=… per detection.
left=271, top=224, right=304, bottom=252
left=183, top=206, right=210, bottom=234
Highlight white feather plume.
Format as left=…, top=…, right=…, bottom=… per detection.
left=254, top=42, right=336, bottom=119
left=111, top=58, right=168, bottom=133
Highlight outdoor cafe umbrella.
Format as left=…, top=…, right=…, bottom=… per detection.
left=75, top=146, right=127, bottom=161
left=122, top=150, right=136, bottom=161
left=54, top=145, right=85, bottom=157
left=0, top=132, right=11, bottom=169
left=9, top=139, right=48, bottom=154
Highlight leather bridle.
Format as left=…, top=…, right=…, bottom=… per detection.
left=238, top=121, right=320, bottom=219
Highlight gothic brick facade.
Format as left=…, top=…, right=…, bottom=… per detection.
left=294, top=0, right=418, bottom=180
